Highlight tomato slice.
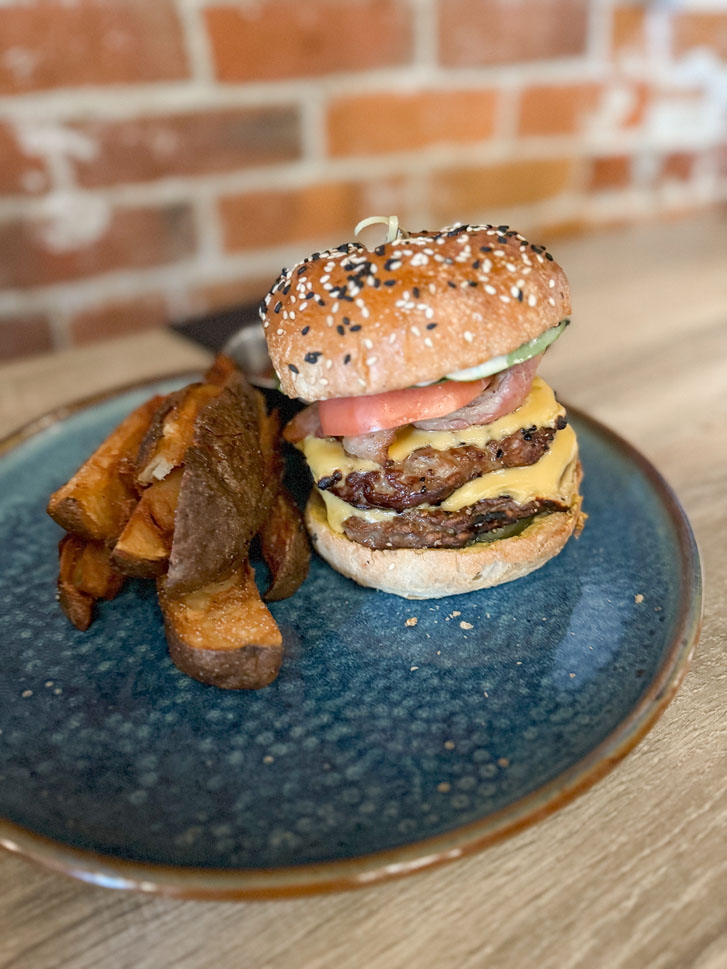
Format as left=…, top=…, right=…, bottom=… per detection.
left=318, top=378, right=490, bottom=436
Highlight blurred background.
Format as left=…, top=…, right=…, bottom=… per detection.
left=0, top=0, right=725, bottom=362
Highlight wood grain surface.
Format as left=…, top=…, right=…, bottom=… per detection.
left=1, top=213, right=725, bottom=969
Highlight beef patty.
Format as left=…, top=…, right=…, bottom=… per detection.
left=318, top=418, right=566, bottom=511
left=342, top=495, right=569, bottom=550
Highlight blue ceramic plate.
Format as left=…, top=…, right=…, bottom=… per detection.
left=0, top=378, right=701, bottom=898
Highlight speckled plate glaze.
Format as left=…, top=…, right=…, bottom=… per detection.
left=0, top=377, right=701, bottom=899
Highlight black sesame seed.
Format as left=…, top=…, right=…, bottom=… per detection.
left=516, top=289, right=524, bottom=302
left=288, top=364, right=299, bottom=374
left=342, top=316, right=350, bottom=325
left=317, top=299, right=326, bottom=306
left=545, top=252, right=554, bottom=261
left=471, top=259, right=480, bottom=270
left=373, top=278, right=381, bottom=288
left=556, top=415, right=568, bottom=430
left=384, top=279, right=397, bottom=286
left=497, top=235, right=508, bottom=244
left=304, top=351, right=322, bottom=364
left=274, top=301, right=282, bottom=313
left=283, top=284, right=291, bottom=295
left=296, top=265, right=306, bottom=275
left=301, top=325, right=310, bottom=335
left=337, top=325, right=345, bottom=335
left=374, top=245, right=386, bottom=256
left=344, top=354, right=351, bottom=364
left=498, top=224, right=509, bottom=232
left=336, top=243, right=349, bottom=252
left=349, top=324, right=361, bottom=332
left=258, top=300, right=266, bottom=316
left=496, top=448, right=503, bottom=459
left=306, top=290, right=314, bottom=299
left=480, top=245, right=492, bottom=253
left=426, top=322, right=437, bottom=329
left=412, top=286, right=420, bottom=298
left=447, top=281, right=456, bottom=289
left=468, top=280, right=478, bottom=287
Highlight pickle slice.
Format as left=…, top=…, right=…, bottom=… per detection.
left=445, top=319, right=569, bottom=382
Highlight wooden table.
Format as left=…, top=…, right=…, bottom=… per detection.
left=1, top=212, right=725, bottom=969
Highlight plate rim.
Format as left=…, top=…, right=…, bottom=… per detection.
left=0, top=375, right=703, bottom=900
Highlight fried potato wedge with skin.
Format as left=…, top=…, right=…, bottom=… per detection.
left=58, top=535, right=124, bottom=631
left=47, top=395, right=163, bottom=541
left=158, top=563, right=283, bottom=690
left=110, top=469, right=182, bottom=578
left=136, top=383, right=222, bottom=486
left=260, top=490, right=310, bottom=601
left=204, top=353, right=238, bottom=387
left=165, top=373, right=274, bottom=596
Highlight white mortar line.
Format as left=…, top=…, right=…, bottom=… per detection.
left=176, top=0, right=218, bottom=85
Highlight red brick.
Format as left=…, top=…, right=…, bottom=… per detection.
left=72, top=108, right=302, bottom=188
left=0, top=124, right=50, bottom=195
left=673, top=13, right=727, bottom=60
left=518, top=83, right=602, bottom=136
left=327, top=90, right=497, bottom=157
left=588, top=155, right=631, bottom=190
left=0, top=204, right=196, bottom=290
left=439, top=0, right=589, bottom=66
left=68, top=295, right=168, bottom=346
left=0, top=312, right=53, bottom=361
left=661, top=152, right=697, bottom=182
left=219, top=178, right=409, bottom=252
left=430, top=159, right=574, bottom=223
left=205, top=0, right=413, bottom=82
left=0, top=0, right=187, bottom=95
left=612, top=5, right=646, bottom=56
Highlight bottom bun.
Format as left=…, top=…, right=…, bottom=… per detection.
left=305, top=470, right=584, bottom=599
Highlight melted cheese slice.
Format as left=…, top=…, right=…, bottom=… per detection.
left=316, top=424, right=578, bottom=532
left=299, top=377, right=565, bottom=483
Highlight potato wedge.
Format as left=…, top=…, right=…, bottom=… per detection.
left=260, top=490, right=310, bottom=601
left=58, top=534, right=124, bottom=630
left=158, top=563, right=283, bottom=690
left=165, top=373, right=274, bottom=596
left=136, top=383, right=222, bottom=486
left=110, top=469, right=182, bottom=577
left=204, top=353, right=238, bottom=387
left=47, top=395, right=163, bottom=541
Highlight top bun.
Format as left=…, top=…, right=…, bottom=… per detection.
left=261, top=223, right=570, bottom=401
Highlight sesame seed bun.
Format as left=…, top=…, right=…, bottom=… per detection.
left=304, top=463, right=584, bottom=599
left=261, top=224, right=570, bottom=401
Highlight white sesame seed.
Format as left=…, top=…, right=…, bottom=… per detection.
left=411, top=326, right=421, bottom=336
left=276, top=328, right=284, bottom=335
left=289, top=311, right=295, bottom=320
left=549, top=278, right=556, bottom=288
left=494, top=249, right=505, bottom=256
left=366, top=356, right=377, bottom=365
left=528, top=294, right=537, bottom=306
left=364, top=338, right=373, bottom=349
left=506, top=262, right=516, bottom=272
left=428, top=283, right=437, bottom=294
left=424, top=337, right=433, bottom=348
left=548, top=296, right=556, bottom=306
left=510, top=285, right=520, bottom=298
left=326, top=359, right=332, bottom=369
left=389, top=333, right=397, bottom=343
left=500, top=295, right=511, bottom=303
left=485, top=285, right=496, bottom=295
left=464, top=331, right=473, bottom=342
left=320, top=378, right=328, bottom=385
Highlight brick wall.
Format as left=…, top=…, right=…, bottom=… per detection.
left=1, top=0, right=726, bottom=361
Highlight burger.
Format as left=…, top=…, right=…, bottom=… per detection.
left=259, top=220, right=584, bottom=598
